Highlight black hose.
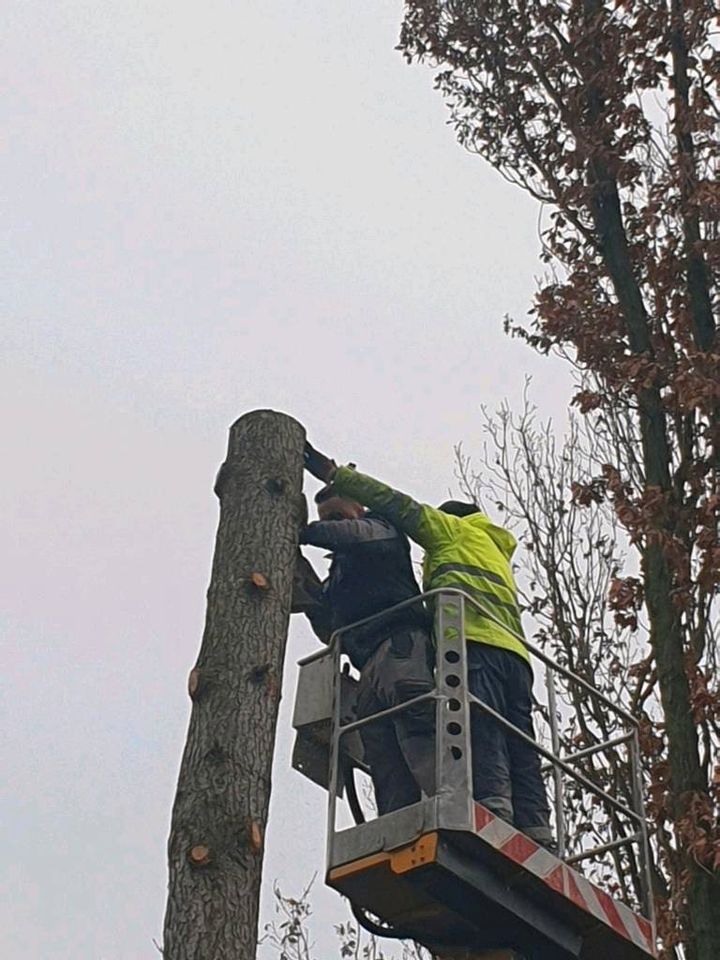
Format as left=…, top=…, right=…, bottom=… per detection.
left=350, top=901, right=413, bottom=941
left=340, top=756, right=366, bottom=825
left=340, top=756, right=421, bottom=945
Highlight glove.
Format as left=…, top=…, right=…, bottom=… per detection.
left=304, top=441, right=337, bottom=482
left=291, top=551, right=325, bottom=614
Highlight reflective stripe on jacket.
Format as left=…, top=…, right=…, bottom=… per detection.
left=331, top=465, right=529, bottom=665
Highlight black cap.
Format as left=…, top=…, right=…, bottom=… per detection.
left=314, top=484, right=335, bottom=504
left=438, top=500, right=480, bottom=517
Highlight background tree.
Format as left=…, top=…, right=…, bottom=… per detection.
left=163, top=410, right=306, bottom=960
left=455, top=398, right=679, bottom=950
left=261, top=880, right=429, bottom=960
left=398, top=3, right=719, bottom=958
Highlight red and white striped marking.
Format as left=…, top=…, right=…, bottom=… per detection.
left=473, top=804, right=656, bottom=957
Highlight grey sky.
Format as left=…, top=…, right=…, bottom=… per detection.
left=3, top=3, right=570, bottom=958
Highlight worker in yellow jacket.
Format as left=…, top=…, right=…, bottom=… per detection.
left=304, top=443, right=553, bottom=850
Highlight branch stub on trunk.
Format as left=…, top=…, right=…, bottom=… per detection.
left=188, top=845, right=212, bottom=867
left=188, top=668, right=201, bottom=700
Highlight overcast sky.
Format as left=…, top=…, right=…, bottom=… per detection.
left=2, top=3, right=571, bottom=958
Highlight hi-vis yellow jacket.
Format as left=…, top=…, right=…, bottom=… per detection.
left=331, top=466, right=529, bottom=665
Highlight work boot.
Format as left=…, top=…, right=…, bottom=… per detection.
left=432, top=949, right=523, bottom=960
left=522, top=824, right=558, bottom=856
left=479, top=794, right=515, bottom=824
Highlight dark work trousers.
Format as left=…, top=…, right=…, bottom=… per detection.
left=355, top=628, right=436, bottom=816
left=467, top=642, right=553, bottom=846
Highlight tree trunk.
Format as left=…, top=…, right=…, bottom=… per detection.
left=163, top=410, right=306, bottom=960
left=579, top=13, right=720, bottom=944
left=669, top=0, right=716, bottom=354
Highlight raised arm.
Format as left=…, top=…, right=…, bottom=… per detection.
left=303, top=441, right=455, bottom=549
left=329, top=466, right=454, bottom=550
left=300, top=515, right=398, bottom=549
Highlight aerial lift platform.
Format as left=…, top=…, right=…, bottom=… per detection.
left=292, top=590, right=657, bottom=960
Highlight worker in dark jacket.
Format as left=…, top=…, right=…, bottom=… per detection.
left=297, top=485, right=436, bottom=816
left=303, top=444, right=554, bottom=850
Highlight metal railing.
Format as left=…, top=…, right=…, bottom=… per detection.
left=314, top=588, right=655, bottom=936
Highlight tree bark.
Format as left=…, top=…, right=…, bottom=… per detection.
left=163, top=410, right=306, bottom=960
left=590, top=163, right=720, bottom=960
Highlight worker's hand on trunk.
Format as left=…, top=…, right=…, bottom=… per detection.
left=304, top=441, right=337, bottom=482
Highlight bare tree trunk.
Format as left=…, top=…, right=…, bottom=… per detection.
left=163, top=410, right=306, bottom=960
